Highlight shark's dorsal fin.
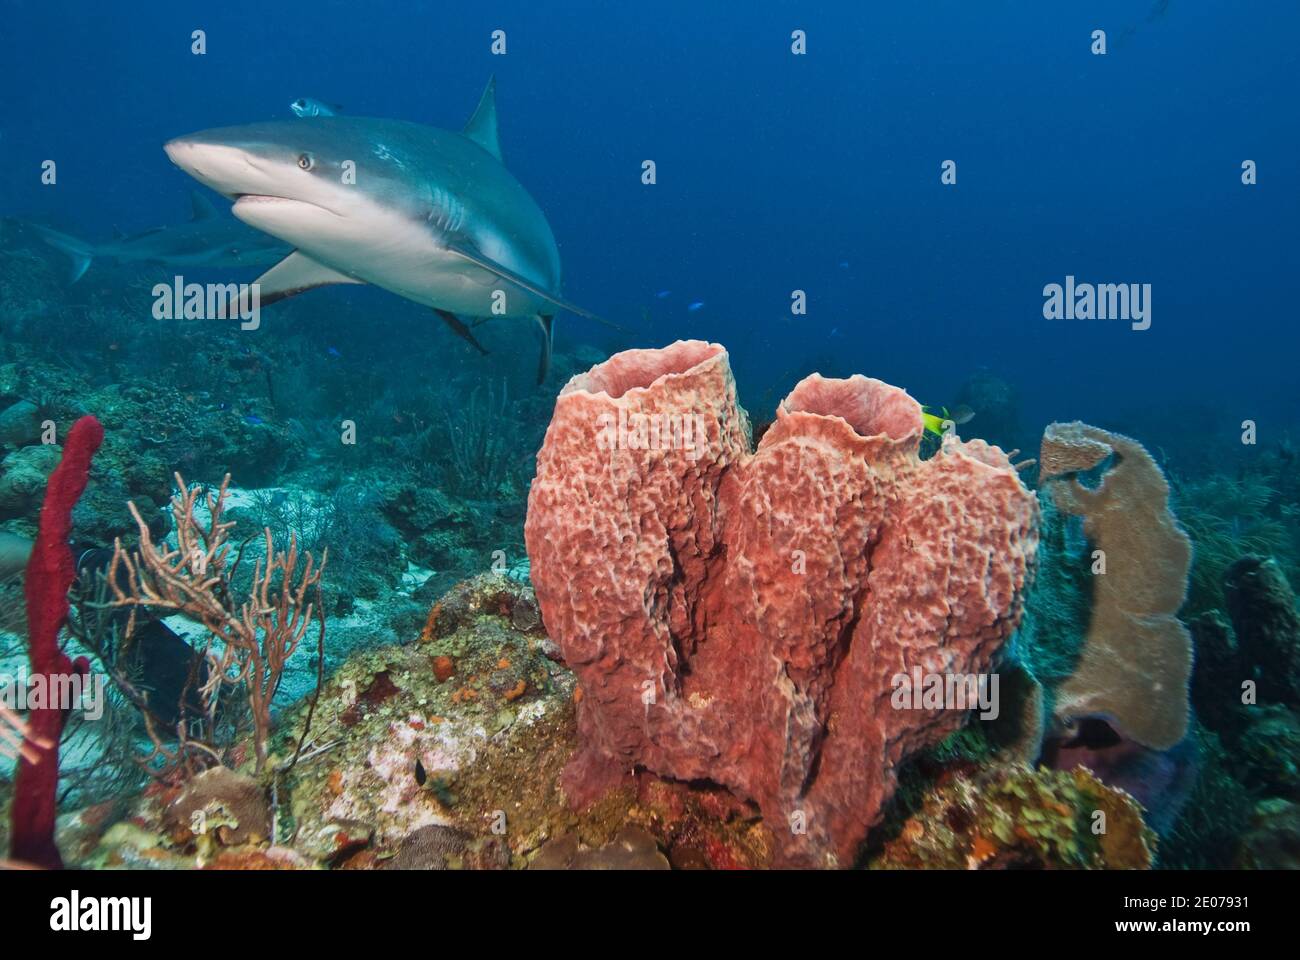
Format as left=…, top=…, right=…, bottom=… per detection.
left=462, top=76, right=501, bottom=162
left=190, top=190, right=218, bottom=221
left=443, top=238, right=618, bottom=328
left=228, top=251, right=366, bottom=313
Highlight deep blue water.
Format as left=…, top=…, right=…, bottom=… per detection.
left=3, top=1, right=1297, bottom=443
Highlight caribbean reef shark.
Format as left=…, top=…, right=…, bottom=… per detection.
left=164, top=77, right=600, bottom=382
left=24, top=191, right=290, bottom=283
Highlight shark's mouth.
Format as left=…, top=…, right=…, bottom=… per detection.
left=233, top=194, right=344, bottom=218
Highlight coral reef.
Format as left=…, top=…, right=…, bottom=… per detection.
left=525, top=340, right=1038, bottom=866
left=0, top=220, right=1293, bottom=874
left=1038, top=421, right=1193, bottom=750
left=56, top=573, right=769, bottom=870
left=264, top=573, right=571, bottom=865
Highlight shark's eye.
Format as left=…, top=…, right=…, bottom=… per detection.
left=298, top=153, right=315, bottom=171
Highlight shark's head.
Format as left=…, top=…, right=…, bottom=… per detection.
left=164, top=121, right=409, bottom=256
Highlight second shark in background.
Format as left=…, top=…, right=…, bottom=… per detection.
left=19, top=191, right=290, bottom=283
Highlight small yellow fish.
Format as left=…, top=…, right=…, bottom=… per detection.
left=921, top=405, right=975, bottom=438
left=921, top=410, right=947, bottom=437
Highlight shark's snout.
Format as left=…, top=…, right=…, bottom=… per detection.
left=162, top=135, right=191, bottom=161
left=164, top=135, right=267, bottom=200
left=163, top=135, right=210, bottom=173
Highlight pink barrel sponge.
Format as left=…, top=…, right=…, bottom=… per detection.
left=525, top=342, right=1038, bottom=866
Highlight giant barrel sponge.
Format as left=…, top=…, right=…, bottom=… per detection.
left=525, top=341, right=1039, bottom=866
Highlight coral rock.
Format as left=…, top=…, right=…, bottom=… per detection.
left=0, top=399, right=42, bottom=448
left=529, top=826, right=670, bottom=870
left=1188, top=611, right=1243, bottom=734
left=383, top=824, right=474, bottom=869
left=1235, top=798, right=1300, bottom=869
left=0, top=444, right=61, bottom=519
left=525, top=341, right=1039, bottom=866
left=1224, top=555, right=1300, bottom=708
left=162, top=766, right=272, bottom=847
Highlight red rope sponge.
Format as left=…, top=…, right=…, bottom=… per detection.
left=10, top=414, right=102, bottom=869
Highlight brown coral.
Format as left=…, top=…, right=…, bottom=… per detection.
left=871, top=763, right=1154, bottom=870
left=1040, top=422, right=1193, bottom=749
left=529, top=825, right=670, bottom=870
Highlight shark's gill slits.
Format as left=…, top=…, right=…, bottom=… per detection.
left=428, top=187, right=465, bottom=234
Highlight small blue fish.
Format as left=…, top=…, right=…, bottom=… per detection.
left=838, top=261, right=850, bottom=270
left=326, top=346, right=342, bottom=358
left=655, top=290, right=672, bottom=299
left=687, top=301, right=705, bottom=312
left=290, top=97, right=340, bottom=118
left=243, top=414, right=265, bottom=426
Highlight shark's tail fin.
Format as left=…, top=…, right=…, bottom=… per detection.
left=28, top=224, right=94, bottom=284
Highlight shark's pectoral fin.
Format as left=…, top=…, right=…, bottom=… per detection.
left=435, top=309, right=490, bottom=356
left=442, top=239, right=618, bottom=329
left=67, top=254, right=92, bottom=285
left=244, top=251, right=366, bottom=309
left=189, top=190, right=218, bottom=221
left=535, top=314, right=554, bottom=385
